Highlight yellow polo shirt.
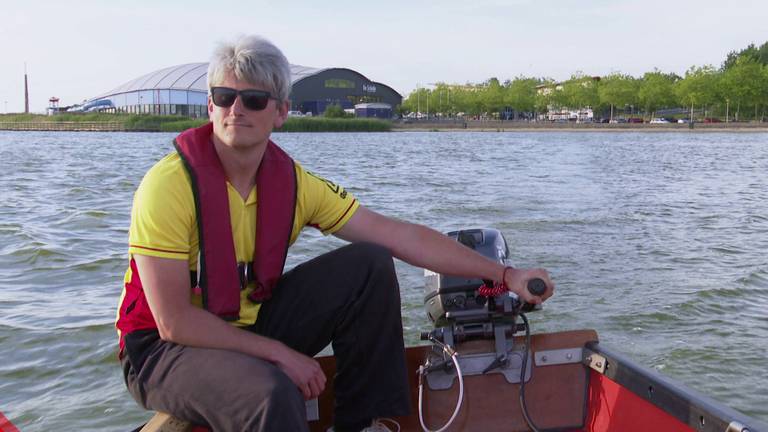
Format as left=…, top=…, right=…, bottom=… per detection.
left=124, top=151, right=359, bottom=326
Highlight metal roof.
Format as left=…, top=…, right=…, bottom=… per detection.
left=92, top=63, right=328, bottom=100
left=354, top=103, right=392, bottom=109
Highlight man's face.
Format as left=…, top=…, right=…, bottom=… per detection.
left=208, top=70, right=288, bottom=151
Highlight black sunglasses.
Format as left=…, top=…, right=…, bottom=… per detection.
left=210, top=87, right=279, bottom=111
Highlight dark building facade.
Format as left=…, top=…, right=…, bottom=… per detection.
left=290, top=66, right=401, bottom=115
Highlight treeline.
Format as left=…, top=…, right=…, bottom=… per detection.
left=401, top=42, right=768, bottom=121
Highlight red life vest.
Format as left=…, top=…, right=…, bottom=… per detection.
left=116, top=123, right=296, bottom=351
left=174, top=122, right=297, bottom=319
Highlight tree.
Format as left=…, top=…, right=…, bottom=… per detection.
left=402, top=87, right=432, bottom=116
left=482, top=77, right=505, bottom=115
left=465, top=86, right=484, bottom=117
left=432, top=83, right=453, bottom=116
left=723, top=42, right=768, bottom=70
left=638, top=70, right=679, bottom=118
left=720, top=57, right=767, bottom=120
left=675, top=65, right=720, bottom=122
left=598, top=73, right=639, bottom=120
left=504, top=76, right=540, bottom=117
left=560, top=73, right=600, bottom=112
left=447, top=86, right=468, bottom=116
left=534, top=79, right=556, bottom=115
left=763, top=66, right=768, bottom=121
left=760, top=42, right=768, bottom=65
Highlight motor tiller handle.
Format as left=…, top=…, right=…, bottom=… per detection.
left=527, top=278, right=547, bottom=297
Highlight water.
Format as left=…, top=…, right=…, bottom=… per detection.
left=1, top=130, right=767, bottom=430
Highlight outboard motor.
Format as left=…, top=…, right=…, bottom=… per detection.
left=417, top=228, right=545, bottom=432
left=424, top=228, right=512, bottom=327
left=422, top=228, right=539, bottom=346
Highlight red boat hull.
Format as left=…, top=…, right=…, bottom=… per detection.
left=585, top=370, right=693, bottom=432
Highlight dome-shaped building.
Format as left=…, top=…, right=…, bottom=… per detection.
left=86, top=63, right=402, bottom=117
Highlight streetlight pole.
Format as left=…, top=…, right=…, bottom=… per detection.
left=416, top=83, right=420, bottom=118
left=447, top=87, right=451, bottom=118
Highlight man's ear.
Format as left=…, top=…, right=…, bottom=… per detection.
left=273, top=100, right=290, bottom=129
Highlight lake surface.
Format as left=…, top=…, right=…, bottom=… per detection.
left=1, top=130, right=767, bottom=431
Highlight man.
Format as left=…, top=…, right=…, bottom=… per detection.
left=116, top=35, right=554, bottom=432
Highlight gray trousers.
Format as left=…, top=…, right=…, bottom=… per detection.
left=122, top=243, right=411, bottom=432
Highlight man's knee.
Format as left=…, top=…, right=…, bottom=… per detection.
left=147, top=353, right=306, bottom=430
left=261, top=368, right=304, bottom=405
left=345, top=243, right=401, bottom=310
left=252, top=367, right=304, bottom=412
left=226, top=368, right=307, bottom=430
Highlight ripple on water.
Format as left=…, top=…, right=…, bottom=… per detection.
left=67, top=256, right=125, bottom=272
left=739, top=269, right=768, bottom=288
left=3, top=242, right=71, bottom=264
left=0, top=222, right=23, bottom=232
left=710, top=245, right=748, bottom=255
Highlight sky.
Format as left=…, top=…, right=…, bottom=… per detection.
left=2, top=0, right=767, bottom=113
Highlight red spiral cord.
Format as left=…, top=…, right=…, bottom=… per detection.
left=478, top=281, right=507, bottom=297
left=477, top=266, right=514, bottom=297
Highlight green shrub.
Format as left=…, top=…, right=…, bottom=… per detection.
left=277, top=117, right=390, bottom=132
left=323, top=105, right=346, bottom=118
left=158, top=119, right=209, bottom=132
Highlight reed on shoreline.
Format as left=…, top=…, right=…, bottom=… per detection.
left=277, top=117, right=391, bottom=132
left=0, top=113, right=208, bottom=132
left=0, top=114, right=392, bottom=133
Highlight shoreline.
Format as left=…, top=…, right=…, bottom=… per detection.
left=392, top=120, right=768, bottom=133
left=1, top=120, right=767, bottom=133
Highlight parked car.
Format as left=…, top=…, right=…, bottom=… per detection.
left=649, top=118, right=670, bottom=124
left=609, top=118, right=627, bottom=124
left=627, top=118, right=644, bottom=124
left=703, top=118, right=722, bottom=123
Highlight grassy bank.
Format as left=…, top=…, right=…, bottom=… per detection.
left=0, top=113, right=208, bottom=132
left=277, top=117, right=391, bottom=132
left=0, top=114, right=391, bottom=133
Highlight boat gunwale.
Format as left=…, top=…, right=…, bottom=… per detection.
left=587, top=342, right=768, bottom=432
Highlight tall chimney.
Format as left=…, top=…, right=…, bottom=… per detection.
left=24, top=63, right=29, bottom=114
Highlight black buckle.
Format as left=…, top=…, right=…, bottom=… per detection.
left=237, top=262, right=255, bottom=291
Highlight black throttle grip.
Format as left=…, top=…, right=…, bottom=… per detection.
left=527, top=278, right=547, bottom=296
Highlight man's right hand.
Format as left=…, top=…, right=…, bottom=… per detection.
left=272, top=343, right=327, bottom=400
